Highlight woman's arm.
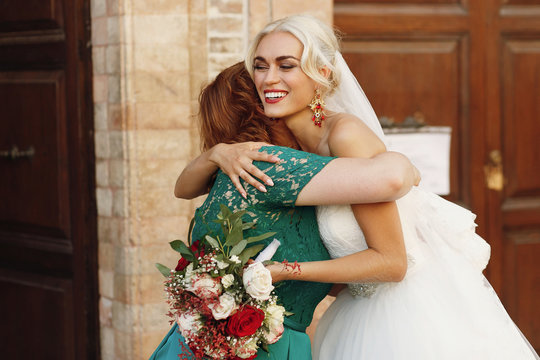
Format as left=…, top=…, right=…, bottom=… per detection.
left=276, top=117, right=408, bottom=283
left=295, top=151, right=418, bottom=205
left=175, top=142, right=280, bottom=199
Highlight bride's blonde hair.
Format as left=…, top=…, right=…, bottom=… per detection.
left=245, top=14, right=341, bottom=95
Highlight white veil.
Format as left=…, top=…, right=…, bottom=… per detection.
left=325, top=51, right=387, bottom=145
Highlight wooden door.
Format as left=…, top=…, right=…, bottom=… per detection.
left=335, top=0, right=540, bottom=350
left=0, top=1, right=99, bottom=359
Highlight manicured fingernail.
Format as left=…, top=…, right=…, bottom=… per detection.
left=271, top=156, right=280, bottom=162
left=266, top=179, right=274, bottom=186
left=258, top=185, right=267, bottom=192
left=241, top=192, right=247, bottom=199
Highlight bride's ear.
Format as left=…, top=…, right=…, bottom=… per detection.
left=319, top=65, right=331, bottom=79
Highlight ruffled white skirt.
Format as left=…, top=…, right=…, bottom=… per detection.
left=313, top=188, right=539, bottom=360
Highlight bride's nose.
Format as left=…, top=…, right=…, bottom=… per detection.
left=264, top=65, right=280, bottom=85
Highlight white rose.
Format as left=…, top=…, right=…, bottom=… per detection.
left=221, top=274, right=235, bottom=288
left=243, top=262, right=274, bottom=301
left=176, top=311, right=202, bottom=336
left=209, top=293, right=237, bottom=320
left=230, top=255, right=241, bottom=264
left=235, top=337, right=259, bottom=358
left=264, top=304, right=285, bottom=343
left=186, top=273, right=222, bottom=299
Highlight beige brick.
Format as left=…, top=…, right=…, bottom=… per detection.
left=96, top=187, right=113, bottom=216
left=132, top=0, right=188, bottom=14
left=271, top=0, right=333, bottom=24
left=98, top=241, right=115, bottom=270
left=134, top=43, right=189, bottom=73
left=141, top=302, right=170, bottom=332
left=188, top=0, right=206, bottom=14
left=93, top=75, right=108, bottom=103
left=99, top=269, right=115, bottom=299
left=114, top=328, right=144, bottom=359
left=209, top=36, right=243, bottom=53
left=100, top=325, right=115, bottom=360
left=115, top=273, right=167, bottom=304
left=209, top=0, right=243, bottom=14
left=95, top=130, right=110, bottom=159
left=138, top=216, right=190, bottom=246
left=99, top=296, right=113, bottom=327
left=91, top=0, right=107, bottom=18
left=93, top=46, right=106, bottom=75
left=208, top=54, right=243, bottom=75
left=132, top=15, right=189, bottom=44
left=134, top=71, right=190, bottom=102
left=92, top=17, right=108, bottom=46
left=135, top=103, right=192, bottom=129
left=109, top=131, right=125, bottom=159
left=107, top=16, right=120, bottom=44
left=112, top=189, right=128, bottom=217
left=105, top=45, right=120, bottom=74
left=96, top=160, right=109, bottom=187
left=108, top=74, right=121, bottom=103
left=137, top=159, right=186, bottom=188
left=249, top=0, right=271, bottom=39
left=95, top=102, right=108, bottom=130
left=208, top=15, right=243, bottom=34
left=109, top=159, right=127, bottom=188
left=134, top=129, right=191, bottom=159
left=107, top=103, right=126, bottom=130
left=135, top=187, right=184, bottom=218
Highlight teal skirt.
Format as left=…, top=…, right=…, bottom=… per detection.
left=149, top=319, right=312, bottom=360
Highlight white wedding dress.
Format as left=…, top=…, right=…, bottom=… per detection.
left=313, top=187, right=539, bottom=360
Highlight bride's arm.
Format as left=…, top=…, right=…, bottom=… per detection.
left=280, top=117, right=408, bottom=283
left=174, top=142, right=280, bottom=199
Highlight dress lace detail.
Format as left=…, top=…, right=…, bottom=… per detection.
left=193, top=146, right=335, bottom=327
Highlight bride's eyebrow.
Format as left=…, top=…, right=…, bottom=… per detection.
left=253, top=55, right=300, bottom=62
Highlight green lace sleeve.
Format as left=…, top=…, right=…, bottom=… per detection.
left=248, top=146, right=335, bottom=207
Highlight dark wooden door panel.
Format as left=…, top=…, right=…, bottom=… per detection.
left=0, top=71, right=70, bottom=238
left=0, top=269, right=74, bottom=359
left=341, top=37, right=468, bottom=203
left=0, top=0, right=98, bottom=358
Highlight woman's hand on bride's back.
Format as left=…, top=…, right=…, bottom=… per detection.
left=209, top=142, right=280, bottom=198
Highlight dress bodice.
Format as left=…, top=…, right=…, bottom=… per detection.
left=192, top=146, right=334, bottom=328
left=316, top=205, right=367, bottom=258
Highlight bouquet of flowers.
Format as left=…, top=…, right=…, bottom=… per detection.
left=156, top=205, right=287, bottom=360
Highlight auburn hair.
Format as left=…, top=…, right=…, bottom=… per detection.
left=198, top=62, right=300, bottom=151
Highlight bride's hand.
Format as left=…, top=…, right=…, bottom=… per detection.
left=209, top=142, right=280, bottom=198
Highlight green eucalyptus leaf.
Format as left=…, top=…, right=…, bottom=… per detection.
left=228, top=209, right=247, bottom=224
left=155, top=263, right=171, bottom=277
left=224, top=224, right=243, bottom=247
left=219, top=204, right=233, bottom=218
left=230, top=239, right=247, bottom=256
left=242, top=221, right=255, bottom=230
left=205, top=235, right=220, bottom=249
left=170, top=240, right=195, bottom=261
left=238, top=244, right=264, bottom=264
left=245, top=232, right=276, bottom=244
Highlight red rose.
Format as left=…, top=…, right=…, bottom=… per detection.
left=226, top=305, right=265, bottom=337
left=175, top=240, right=205, bottom=271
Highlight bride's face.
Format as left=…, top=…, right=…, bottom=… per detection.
left=252, top=31, right=318, bottom=121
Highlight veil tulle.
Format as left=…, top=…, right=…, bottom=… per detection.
left=325, top=52, right=387, bottom=145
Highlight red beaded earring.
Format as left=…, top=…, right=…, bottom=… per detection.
left=309, top=89, right=325, bottom=127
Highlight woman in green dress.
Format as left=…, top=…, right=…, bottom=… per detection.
left=149, top=63, right=418, bottom=360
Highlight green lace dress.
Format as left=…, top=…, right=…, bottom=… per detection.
left=150, top=146, right=334, bottom=360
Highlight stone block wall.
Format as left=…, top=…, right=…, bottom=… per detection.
left=90, top=1, right=332, bottom=358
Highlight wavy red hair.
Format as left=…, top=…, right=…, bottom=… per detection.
left=198, top=62, right=299, bottom=151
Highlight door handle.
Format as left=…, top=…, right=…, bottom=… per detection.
left=484, top=149, right=504, bottom=191
left=0, top=145, right=35, bottom=160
